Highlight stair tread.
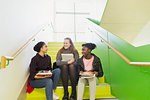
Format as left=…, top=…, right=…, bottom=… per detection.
left=48, top=42, right=85, bottom=44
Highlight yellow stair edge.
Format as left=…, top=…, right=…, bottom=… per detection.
left=48, top=45, right=82, bottom=47
left=26, top=84, right=116, bottom=100
left=48, top=42, right=86, bottom=44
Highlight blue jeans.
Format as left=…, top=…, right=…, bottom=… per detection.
left=30, top=68, right=61, bottom=100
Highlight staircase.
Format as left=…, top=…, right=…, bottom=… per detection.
left=26, top=42, right=117, bottom=100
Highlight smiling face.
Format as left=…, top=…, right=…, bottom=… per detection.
left=82, top=46, right=91, bottom=57
left=40, top=43, right=48, bottom=53
left=63, top=39, right=71, bottom=49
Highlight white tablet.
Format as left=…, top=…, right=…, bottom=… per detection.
left=61, top=54, right=74, bottom=61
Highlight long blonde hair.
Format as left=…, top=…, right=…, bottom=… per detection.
left=58, top=38, right=77, bottom=54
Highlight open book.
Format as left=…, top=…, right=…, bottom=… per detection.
left=36, top=70, right=52, bottom=76
left=79, top=73, right=95, bottom=79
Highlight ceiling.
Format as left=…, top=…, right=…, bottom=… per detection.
left=100, top=0, right=150, bottom=47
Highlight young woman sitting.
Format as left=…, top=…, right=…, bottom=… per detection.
left=56, top=38, right=79, bottom=100
left=77, top=43, right=103, bottom=100
left=29, top=41, right=61, bottom=100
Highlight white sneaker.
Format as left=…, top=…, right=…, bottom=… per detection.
left=53, top=92, right=59, bottom=100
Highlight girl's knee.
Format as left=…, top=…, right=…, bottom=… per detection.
left=63, top=64, right=68, bottom=67
left=53, top=68, right=61, bottom=75
left=57, top=69, right=61, bottom=75
left=55, top=68, right=61, bottom=73
left=60, top=65, right=68, bottom=69
left=45, top=79, right=53, bottom=85
left=69, top=64, right=74, bottom=67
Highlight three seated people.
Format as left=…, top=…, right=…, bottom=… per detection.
left=28, top=39, right=103, bottom=100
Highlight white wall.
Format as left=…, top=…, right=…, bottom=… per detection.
left=132, top=21, right=150, bottom=47
left=0, top=25, right=54, bottom=100
left=100, top=0, right=150, bottom=47
left=53, top=0, right=107, bottom=42
left=0, top=0, right=53, bottom=57
left=0, top=0, right=54, bottom=99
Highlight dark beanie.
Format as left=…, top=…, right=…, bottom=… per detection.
left=82, top=43, right=96, bottom=51
left=34, top=41, right=45, bottom=52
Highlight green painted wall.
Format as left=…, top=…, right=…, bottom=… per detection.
left=91, top=25, right=150, bottom=100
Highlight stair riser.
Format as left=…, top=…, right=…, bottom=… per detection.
left=48, top=42, right=86, bottom=44
left=48, top=47, right=82, bottom=52
left=27, top=86, right=114, bottom=100
left=47, top=52, right=82, bottom=55
left=48, top=45, right=82, bottom=47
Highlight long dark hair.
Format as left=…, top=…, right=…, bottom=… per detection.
left=58, top=38, right=77, bottom=54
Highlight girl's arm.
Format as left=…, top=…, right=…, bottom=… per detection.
left=73, top=50, right=79, bottom=65
left=56, top=52, right=68, bottom=66
left=29, top=57, right=37, bottom=79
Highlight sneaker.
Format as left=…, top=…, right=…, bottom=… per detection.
left=53, top=92, right=59, bottom=100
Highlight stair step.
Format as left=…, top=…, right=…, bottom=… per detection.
left=48, top=42, right=86, bottom=44
left=47, top=48, right=82, bottom=52
left=47, top=50, right=82, bottom=52
left=26, top=84, right=115, bottom=100
left=48, top=47, right=82, bottom=49
left=47, top=51, right=82, bottom=55
left=48, top=44, right=82, bottom=47
left=47, top=46, right=82, bottom=50
left=56, top=76, right=105, bottom=86
left=47, top=42, right=83, bottom=55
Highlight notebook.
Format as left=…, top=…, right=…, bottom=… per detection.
left=36, top=70, right=52, bottom=76
left=61, top=54, right=74, bottom=61
left=80, top=73, right=95, bottom=79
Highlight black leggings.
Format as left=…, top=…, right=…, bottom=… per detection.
left=60, top=64, right=77, bottom=96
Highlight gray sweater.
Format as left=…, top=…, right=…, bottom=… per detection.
left=56, top=49, right=79, bottom=66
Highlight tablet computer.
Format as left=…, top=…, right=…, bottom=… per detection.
left=61, top=53, right=74, bottom=61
